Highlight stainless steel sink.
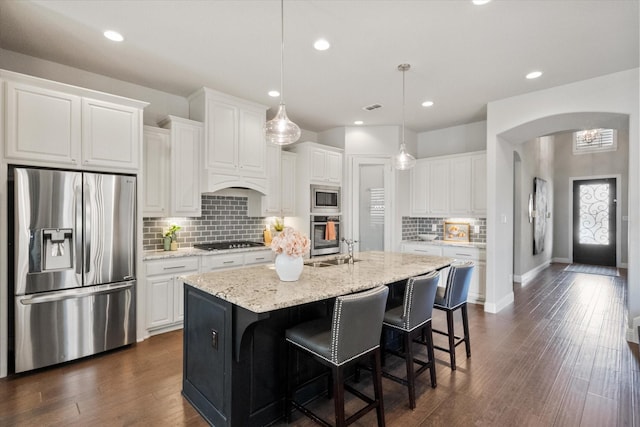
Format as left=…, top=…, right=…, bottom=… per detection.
left=306, top=258, right=361, bottom=267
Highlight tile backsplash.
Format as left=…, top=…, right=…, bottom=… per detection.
left=402, top=216, right=486, bottom=244
left=143, top=195, right=269, bottom=251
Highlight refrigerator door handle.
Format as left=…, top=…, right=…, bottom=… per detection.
left=75, top=180, right=83, bottom=277
left=17, top=282, right=134, bottom=305
left=84, top=180, right=92, bottom=276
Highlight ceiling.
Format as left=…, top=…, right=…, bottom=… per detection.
left=0, top=0, right=638, bottom=134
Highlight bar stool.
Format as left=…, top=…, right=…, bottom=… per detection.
left=432, top=261, right=475, bottom=370
left=381, top=271, right=439, bottom=409
left=285, top=286, right=389, bottom=427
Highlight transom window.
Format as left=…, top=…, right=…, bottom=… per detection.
left=573, top=128, right=617, bottom=154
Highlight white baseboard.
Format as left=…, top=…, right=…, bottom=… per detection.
left=513, top=261, right=551, bottom=285
left=620, top=262, right=628, bottom=268
left=552, top=257, right=570, bottom=263
left=484, top=291, right=514, bottom=314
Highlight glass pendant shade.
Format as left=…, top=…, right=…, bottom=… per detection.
left=264, top=103, right=301, bottom=145
left=393, top=142, right=416, bottom=170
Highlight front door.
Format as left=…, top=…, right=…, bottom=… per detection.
left=572, top=178, right=616, bottom=266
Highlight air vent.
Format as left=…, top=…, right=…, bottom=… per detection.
left=362, top=103, right=383, bottom=111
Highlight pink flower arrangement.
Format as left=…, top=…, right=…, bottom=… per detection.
left=270, top=227, right=310, bottom=258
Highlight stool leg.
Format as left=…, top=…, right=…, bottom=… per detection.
left=372, top=348, right=386, bottom=427
left=380, top=329, right=387, bottom=367
left=285, top=344, right=294, bottom=422
left=425, top=322, right=437, bottom=388
left=332, top=365, right=346, bottom=427
left=403, top=331, right=416, bottom=409
left=461, top=303, right=471, bottom=358
left=446, top=310, right=456, bottom=370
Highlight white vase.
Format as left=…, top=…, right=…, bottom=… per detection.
left=275, top=254, right=304, bottom=282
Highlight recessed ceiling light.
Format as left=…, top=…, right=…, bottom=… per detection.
left=472, top=0, right=491, bottom=5
left=354, top=120, right=364, bottom=125
left=422, top=101, right=434, bottom=107
left=103, top=30, right=124, bottom=42
left=313, top=39, right=330, bottom=51
left=526, top=71, right=543, bottom=79
left=268, top=90, right=280, bottom=97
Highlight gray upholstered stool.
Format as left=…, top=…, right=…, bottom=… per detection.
left=381, top=270, right=439, bottom=409
left=432, top=261, right=475, bottom=370
left=285, top=285, right=389, bottom=427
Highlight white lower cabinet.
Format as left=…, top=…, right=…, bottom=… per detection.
left=145, top=256, right=199, bottom=335
left=401, top=243, right=486, bottom=304
left=441, top=246, right=486, bottom=304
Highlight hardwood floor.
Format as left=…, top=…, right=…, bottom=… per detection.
left=1, top=263, right=638, bottom=426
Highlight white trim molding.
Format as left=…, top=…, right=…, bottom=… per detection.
left=514, top=261, right=551, bottom=285
left=484, top=291, right=514, bottom=314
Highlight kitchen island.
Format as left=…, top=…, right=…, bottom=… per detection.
left=181, top=251, right=452, bottom=427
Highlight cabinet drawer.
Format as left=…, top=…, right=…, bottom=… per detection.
left=145, top=257, right=200, bottom=276
left=244, top=250, right=274, bottom=265
left=442, top=246, right=485, bottom=261
left=201, top=253, right=245, bottom=271
left=402, top=244, right=443, bottom=256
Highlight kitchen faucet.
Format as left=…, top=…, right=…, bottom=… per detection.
left=341, top=238, right=358, bottom=264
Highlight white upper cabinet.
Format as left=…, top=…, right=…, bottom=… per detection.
left=188, top=88, right=268, bottom=194
left=410, top=160, right=429, bottom=216
left=470, top=153, right=487, bottom=215
left=310, top=146, right=342, bottom=185
left=81, top=98, right=141, bottom=170
left=2, top=70, right=147, bottom=172
left=247, top=146, right=297, bottom=217
left=428, top=158, right=450, bottom=215
left=158, top=116, right=203, bottom=217
left=142, top=126, right=170, bottom=217
left=410, top=151, right=486, bottom=217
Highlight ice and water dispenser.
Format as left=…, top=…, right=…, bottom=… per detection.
left=31, top=228, right=74, bottom=272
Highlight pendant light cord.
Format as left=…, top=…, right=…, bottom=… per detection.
left=401, top=66, right=406, bottom=146
left=280, top=0, right=285, bottom=105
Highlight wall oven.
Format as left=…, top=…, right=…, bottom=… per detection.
left=310, top=185, right=340, bottom=214
left=310, top=216, right=341, bottom=257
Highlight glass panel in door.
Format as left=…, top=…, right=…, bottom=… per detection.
left=572, top=178, right=616, bottom=266
left=358, top=164, right=385, bottom=251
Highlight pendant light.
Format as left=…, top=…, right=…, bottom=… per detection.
left=393, top=64, right=416, bottom=170
left=264, top=0, right=301, bottom=145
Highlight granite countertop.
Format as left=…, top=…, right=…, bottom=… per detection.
left=402, top=239, right=486, bottom=249
left=143, top=245, right=270, bottom=261
left=182, top=251, right=453, bottom=314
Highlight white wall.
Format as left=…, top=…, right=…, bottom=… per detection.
left=513, top=136, right=555, bottom=280
left=417, top=120, right=486, bottom=158
left=552, top=130, right=629, bottom=265
left=486, top=69, right=639, bottom=344
left=0, top=49, right=189, bottom=125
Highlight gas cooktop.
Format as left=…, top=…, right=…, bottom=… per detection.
left=193, top=241, right=265, bottom=251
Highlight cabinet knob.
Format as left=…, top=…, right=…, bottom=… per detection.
left=71, top=158, right=77, bottom=163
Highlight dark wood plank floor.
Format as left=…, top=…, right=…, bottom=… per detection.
left=1, top=263, right=638, bottom=426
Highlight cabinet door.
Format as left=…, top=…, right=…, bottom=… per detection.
left=449, top=156, right=472, bottom=215
left=471, top=154, right=487, bottom=215
left=207, top=99, right=238, bottom=171
left=262, top=144, right=282, bottom=215
left=325, top=151, right=342, bottom=184
left=410, top=160, right=429, bottom=216
left=238, top=108, right=266, bottom=176
left=81, top=98, right=140, bottom=170
left=142, top=127, right=170, bottom=217
left=171, top=121, right=202, bottom=217
left=428, top=159, right=450, bottom=215
left=174, top=279, right=185, bottom=323
left=5, top=81, right=81, bottom=165
left=310, top=148, right=327, bottom=182
left=280, top=151, right=297, bottom=215
left=147, top=276, right=173, bottom=329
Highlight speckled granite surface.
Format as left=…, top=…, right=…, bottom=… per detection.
left=143, top=245, right=270, bottom=261
left=401, top=240, right=486, bottom=249
left=182, top=251, right=453, bottom=313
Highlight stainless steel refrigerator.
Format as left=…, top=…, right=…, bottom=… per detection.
left=9, top=167, right=136, bottom=373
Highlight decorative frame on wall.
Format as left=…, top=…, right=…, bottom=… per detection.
left=444, top=221, right=470, bottom=242
left=533, top=177, right=548, bottom=255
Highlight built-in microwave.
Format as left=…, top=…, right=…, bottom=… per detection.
left=310, top=185, right=341, bottom=214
